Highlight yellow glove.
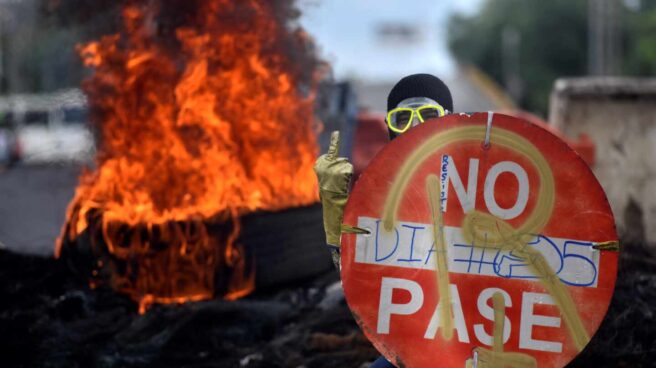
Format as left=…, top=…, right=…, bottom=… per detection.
left=314, top=131, right=353, bottom=247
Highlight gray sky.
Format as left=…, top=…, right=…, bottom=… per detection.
left=299, top=0, right=485, bottom=82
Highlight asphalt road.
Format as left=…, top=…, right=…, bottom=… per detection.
left=0, top=164, right=81, bottom=255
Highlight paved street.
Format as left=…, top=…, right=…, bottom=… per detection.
left=0, top=165, right=82, bottom=255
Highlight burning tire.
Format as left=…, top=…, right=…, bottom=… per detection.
left=55, top=0, right=332, bottom=313
left=59, top=203, right=334, bottom=311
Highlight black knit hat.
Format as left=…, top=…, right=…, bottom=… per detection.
left=387, top=73, right=453, bottom=112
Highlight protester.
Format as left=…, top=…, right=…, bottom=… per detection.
left=314, top=73, right=453, bottom=367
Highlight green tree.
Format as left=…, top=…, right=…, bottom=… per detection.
left=624, top=1, right=656, bottom=75
left=448, top=0, right=589, bottom=115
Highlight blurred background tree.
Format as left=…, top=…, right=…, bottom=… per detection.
left=448, top=0, right=656, bottom=115
left=624, top=1, right=656, bottom=75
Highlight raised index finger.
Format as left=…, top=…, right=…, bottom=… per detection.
left=326, top=130, right=340, bottom=160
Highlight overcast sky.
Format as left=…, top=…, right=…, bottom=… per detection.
left=299, top=0, right=485, bottom=82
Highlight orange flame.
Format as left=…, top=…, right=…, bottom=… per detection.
left=56, top=1, right=321, bottom=312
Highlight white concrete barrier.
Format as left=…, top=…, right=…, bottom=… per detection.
left=550, top=77, right=656, bottom=245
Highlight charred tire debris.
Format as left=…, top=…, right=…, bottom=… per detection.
left=0, top=241, right=655, bottom=366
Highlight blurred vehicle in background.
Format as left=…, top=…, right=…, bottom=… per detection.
left=0, top=89, right=94, bottom=165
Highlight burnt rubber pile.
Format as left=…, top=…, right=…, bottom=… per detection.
left=568, top=242, right=656, bottom=367
left=0, top=243, right=655, bottom=367
left=0, top=250, right=377, bottom=368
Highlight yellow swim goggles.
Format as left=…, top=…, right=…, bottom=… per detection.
left=386, top=103, right=447, bottom=133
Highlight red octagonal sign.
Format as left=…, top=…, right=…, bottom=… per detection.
left=341, top=113, right=619, bottom=368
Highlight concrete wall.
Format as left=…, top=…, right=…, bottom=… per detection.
left=549, top=78, right=656, bottom=244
